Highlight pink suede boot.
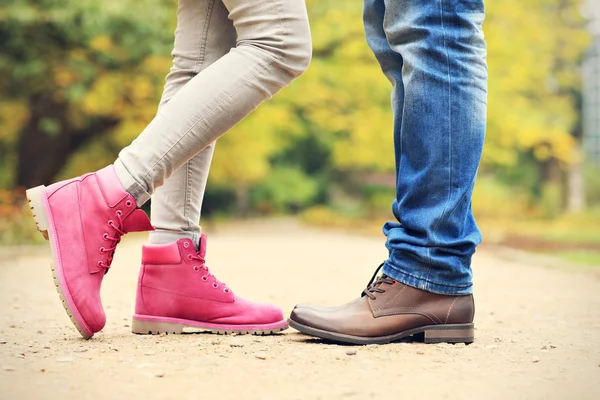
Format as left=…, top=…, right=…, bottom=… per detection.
left=132, top=235, right=288, bottom=335
left=26, top=166, right=153, bottom=339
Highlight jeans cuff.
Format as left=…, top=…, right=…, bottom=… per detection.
left=382, top=260, right=473, bottom=295
left=148, top=230, right=199, bottom=249
left=114, top=158, right=151, bottom=207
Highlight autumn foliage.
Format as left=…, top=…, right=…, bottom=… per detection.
left=0, top=0, right=592, bottom=218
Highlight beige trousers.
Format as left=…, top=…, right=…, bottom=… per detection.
left=114, top=0, right=312, bottom=245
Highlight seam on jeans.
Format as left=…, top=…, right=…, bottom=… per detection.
left=194, top=0, right=216, bottom=74
left=385, top=260, right=471, bottom=290
left=142, top=55, right=280, bottom=184
left=445, top=296, right=459, bottom=323
left=271, top=0, right=285, bottom=42
left=424, top=0, right=454, bottom=282
left=184, top=161, right=192, bottom=234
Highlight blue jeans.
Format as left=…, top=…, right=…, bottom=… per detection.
left=364, top=0, right=487, bottom=294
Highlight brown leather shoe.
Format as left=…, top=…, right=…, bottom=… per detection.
left=288, top=265, right=475, bottom=345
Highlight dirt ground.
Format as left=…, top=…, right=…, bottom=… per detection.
left=0, top=219, right=599, bottom=400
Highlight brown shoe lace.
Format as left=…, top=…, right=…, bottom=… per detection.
left=362, top=263, right=396, bottom=300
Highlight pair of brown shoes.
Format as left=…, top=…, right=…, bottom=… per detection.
left=288, top=265, right=475, bottom=345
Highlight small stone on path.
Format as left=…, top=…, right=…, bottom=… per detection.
left=255, top=355, right=267, bottom=360
left=345, top=349, right=357, bottom=356
left=230, top=339, right=245, bottom=348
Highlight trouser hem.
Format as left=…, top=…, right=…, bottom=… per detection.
left=114, top=159, right=151, bottom=207
left=382, top=260, right=473, bottom=295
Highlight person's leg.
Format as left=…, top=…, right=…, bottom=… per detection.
left=26, top=0, right=311, bottom=339
left=380, top=0, right=487, bottom=295
left=114, top=0, right=312, bottom=207
left=149, top=0, right=236, bottom=246
left=288, top=0, right=487, bottom=345
left=132, top=0, right=304, bottom=335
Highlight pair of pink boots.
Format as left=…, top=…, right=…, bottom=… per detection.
left=26, top=166, right=287, bottom=339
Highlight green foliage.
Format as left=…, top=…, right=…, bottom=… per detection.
left=250, top=167, right=319, bottom=213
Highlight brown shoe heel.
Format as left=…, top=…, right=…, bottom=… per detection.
left=423, top=323, right=474, bottom=344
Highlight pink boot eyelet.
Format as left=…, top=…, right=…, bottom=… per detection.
left=126, top=200, right=132, bottom=207
left=201, top=276, right=208, bottom=281
left=193, top=266, right=200, bottom=271
left=99, top=247, right=105, bottom=253
left=212, top=283, right=218, bottom=289
left=187, top=254, right=193, bottom=260
left=103, top=233, right=109, bottom=240
left=183, top=242, right=189, bottom=248
left=97, top=261, right=103, bottom=267
left=116, top=210, right=122, bottom=217
left=108, top=220, right=114, bottom=227
left=223, top=288, right=230, bottom=293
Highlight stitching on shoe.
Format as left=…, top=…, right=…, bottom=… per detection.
left=142, top=285, right=232, bottom=303
left=375, top=284, right=406, bottom=311
left=374, top=309, right=439, bottom=324
left=445, top=296, right=459, bottom=324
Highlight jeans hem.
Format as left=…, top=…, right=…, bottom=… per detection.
left=114, top=159, right=151, bottom=207
left=382, top=260, right=473, bottom=295
left=148, top=230, right=198, bottom=249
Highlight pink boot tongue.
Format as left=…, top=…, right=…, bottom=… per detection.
left=198, top=234, right=207, bottom=259
left=123, top=209, right=154, bottom=233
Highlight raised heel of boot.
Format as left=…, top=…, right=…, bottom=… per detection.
left=132, top=317, right=184, bottom=335
left=25, top=185, right=49, bottom=240
left=423, top=323, right=474, bottom=344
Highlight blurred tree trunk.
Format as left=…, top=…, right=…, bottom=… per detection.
left=235, top=184, right=250, bottom=217
left=15, top=96, right=118, bottom=188
left=567, top=147, right=585, bottom=212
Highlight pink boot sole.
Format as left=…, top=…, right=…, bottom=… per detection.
left=26, top=185, right=94, bottom=339
left=132, top=314, right=289, bottom=335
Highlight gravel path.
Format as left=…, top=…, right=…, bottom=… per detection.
left=0, top=220, right=599, bottom=400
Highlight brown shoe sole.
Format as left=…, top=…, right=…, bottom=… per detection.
left=288, top=318, right=474, bottom=345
